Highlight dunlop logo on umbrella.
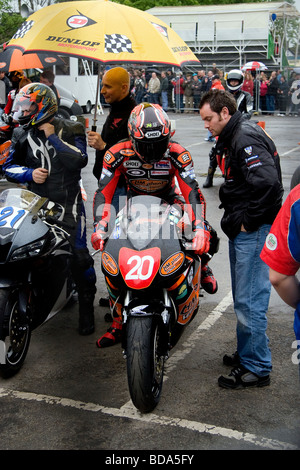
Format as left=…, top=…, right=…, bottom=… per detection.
left=7, top=0, right=200, bottom=76
left=46, top=36, right=100, bottom=49
left=151, top=23, right=168, bottom=40
left=66, top=12, right=97, bottom=31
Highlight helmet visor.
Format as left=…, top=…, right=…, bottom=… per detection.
left=12, top=96, right=38, bottom=125
left=135, top=136, right=169, bottom=163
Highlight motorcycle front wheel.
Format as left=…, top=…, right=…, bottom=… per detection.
left=126, top=316, right=165, bottom=413
left=0, top=288, right=31, bottom=377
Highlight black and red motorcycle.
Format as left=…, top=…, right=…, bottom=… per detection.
left=101, top=195, right=201, bottom=413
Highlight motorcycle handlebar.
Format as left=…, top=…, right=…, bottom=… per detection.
left=45, top=215, right=75, bottom=232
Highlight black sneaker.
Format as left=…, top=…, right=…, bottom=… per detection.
left=223, top=351, right=240, bottom=367
left=218, top=365, right=270, bottom=389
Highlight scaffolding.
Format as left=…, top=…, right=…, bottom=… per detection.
left=147, top=2, right=300, bottom=70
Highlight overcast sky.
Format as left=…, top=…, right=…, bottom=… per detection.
left=294, top=0, right=300, bottom=12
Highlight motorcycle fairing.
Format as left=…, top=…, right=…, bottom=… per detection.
left=177, top=262, right=201, bottom=325
left=119, top=246, right=161, bottom=289
left=160, top=251, right=185, bottom=276
left=0, top=140, right=11, bottom=165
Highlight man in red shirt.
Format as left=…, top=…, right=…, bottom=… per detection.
left=260, top=184, right=300, bottom=345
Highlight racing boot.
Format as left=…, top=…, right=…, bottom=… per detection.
left=203, top=166, right=216, bottom=188
left=96, top=317, right=122, bottom=348
left=201, top=264, right=218, bottom=294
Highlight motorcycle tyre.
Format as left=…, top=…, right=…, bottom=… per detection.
left=126, top=316, right=164, bottom=413
left=0, top=288, right=31, bottom=377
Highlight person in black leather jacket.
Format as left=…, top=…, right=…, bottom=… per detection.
left=200, top=89, right=283, bottom=389
left=87, top=67, right=136, bottom=183
left=4, top=83, right=96, bottom=336
left=203, top=69, right=253, bottom=188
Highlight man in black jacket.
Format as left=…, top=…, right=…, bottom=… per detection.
left=200, top=89, right=283, bottom=389
left=266, top=71, right=279, bottom=114
left=87, top=67, right=136, bottom=186
left=203, top=69, right=253, bottom=188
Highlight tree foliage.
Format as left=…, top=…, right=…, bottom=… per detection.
left=0, top=1, right=23, bottom=48
left=107, top=0, right=264, bottom=10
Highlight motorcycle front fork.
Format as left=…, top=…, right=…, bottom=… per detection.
left=121, top=289, right=174, bottom=359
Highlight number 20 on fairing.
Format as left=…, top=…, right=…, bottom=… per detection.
left=119, top=247, right=161, bottom=289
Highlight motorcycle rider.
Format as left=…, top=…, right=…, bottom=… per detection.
left=91, top=102, right=219, bottom=348
left=203, top=69, right=253, bottom=188
left=3, top=82, right=97, bottom=336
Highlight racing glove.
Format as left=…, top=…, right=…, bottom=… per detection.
left=192, top=227, right=210, bottom=255
left=91, top=220, right=108, bottom=251
left=2, top=113, right=13, bottom=125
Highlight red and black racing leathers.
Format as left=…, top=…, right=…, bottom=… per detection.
left=93, top=139, right=207, bottom=234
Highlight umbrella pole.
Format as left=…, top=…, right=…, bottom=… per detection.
left=92, top=68, right=101, bottom=131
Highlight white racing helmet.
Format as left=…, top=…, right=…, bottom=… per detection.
left=226, top=69, right=244, bottom=92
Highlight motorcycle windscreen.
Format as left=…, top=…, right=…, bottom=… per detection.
left=0, top=188, right=47, bottom=215
left=116, top=195, right=177, bottom=251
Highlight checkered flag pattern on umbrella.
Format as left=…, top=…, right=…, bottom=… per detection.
left=104, top=34, right=134, bottom=54
left=12, top=21, right=34, bottom=39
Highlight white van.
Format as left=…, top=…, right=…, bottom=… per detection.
left=54, top=83, right=83, bottom=119
left=54, top=57, right=99, bottom=113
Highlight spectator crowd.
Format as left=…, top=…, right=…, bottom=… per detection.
left=3, top=65, right=298, bottom=120
left=111, top=65, right=299, bottom=117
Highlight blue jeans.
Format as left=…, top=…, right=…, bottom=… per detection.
left=228, top=224, right=272, bottom=376
left=175, top=94, right=183, bottom=112
left=266, top=94, right=275, bottom=113
left=161, top=91, right=168, bottom=111
left=149, top=93, right=160, bottom=104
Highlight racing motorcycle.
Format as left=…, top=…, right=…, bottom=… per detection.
left=101, top=195, right=201, bottom=413
left=0, top=187, right=75, bottom=376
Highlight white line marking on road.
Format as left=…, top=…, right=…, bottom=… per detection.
left=186, top=141, right=207, bottom=148
left=281, top=147, right=300, bottom=157
left=165, top=291, right=233, bottom=375
left=0, top=292, right=297, bottom=450
left=0, top=386, right=296, bottom=450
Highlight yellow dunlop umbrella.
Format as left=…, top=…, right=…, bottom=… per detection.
left=8, top=0, right=199, bottom=128
left=8, top=0, right=199, bottom=68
